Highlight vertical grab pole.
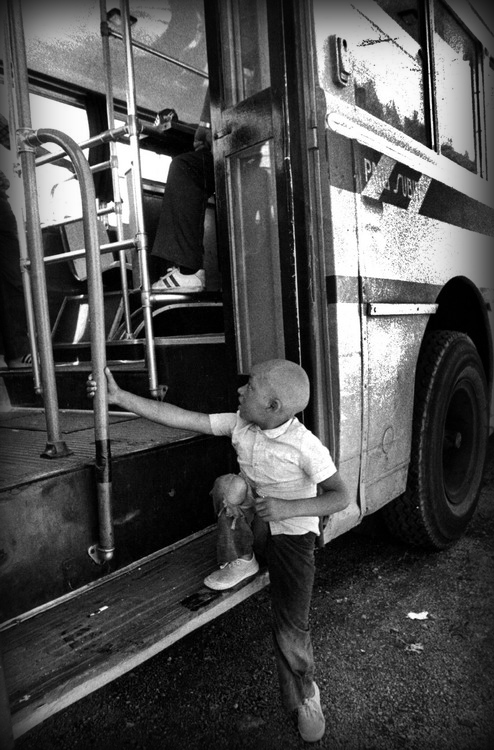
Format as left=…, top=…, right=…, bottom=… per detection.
left=6, top=0, right=71, bottom=458
left=99, top=0, right=133, bottom=339
left=120, top=0, right=161, bottom=397
left=25, top=128, right=115, bottom=563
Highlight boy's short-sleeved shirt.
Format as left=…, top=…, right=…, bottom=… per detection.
left=209, top=411, right=337, bottom=536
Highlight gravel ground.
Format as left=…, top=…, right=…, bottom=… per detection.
left=16, top=436, right=494, bottom=750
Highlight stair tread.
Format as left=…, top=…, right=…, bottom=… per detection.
left=1, top=529, right=268, bottom=739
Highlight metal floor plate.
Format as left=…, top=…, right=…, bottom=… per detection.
left=0, top=409, right=198, bottom=491
left=1, top=529, right=268, bottom=739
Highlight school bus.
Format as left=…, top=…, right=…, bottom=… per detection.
left=0, top=0, right=492, bottom=742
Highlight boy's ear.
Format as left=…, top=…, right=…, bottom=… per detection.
left=268, top=398, right=282, bottom=413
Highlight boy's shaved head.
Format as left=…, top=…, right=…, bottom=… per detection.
left=254, top=359, right=310, bottom=416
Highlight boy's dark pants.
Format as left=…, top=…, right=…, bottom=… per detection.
left=214, top=495, right=317, bottom=712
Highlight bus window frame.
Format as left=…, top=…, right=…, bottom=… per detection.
left=315, top=1, right=491, bottom=187
left=429, top=0, right=484, bottom=176
left=2, top=71, right=173, bottom=225
left=353, top=0, right=429, bottom=148
left=353, top=0, right=487, bottom=179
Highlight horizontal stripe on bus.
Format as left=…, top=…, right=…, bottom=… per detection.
left=326, top=132, right=494, bottom=237
left=326, top=102, right=492, bottom=207
left=325, top=276, right=442, bottom=306
left=367, top=303, right=438, bottom=317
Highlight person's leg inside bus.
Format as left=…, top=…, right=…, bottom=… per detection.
left=151, top=149, right=214, bottom=293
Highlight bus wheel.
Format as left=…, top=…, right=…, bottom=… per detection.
left=382, top=330, right=488, bottom=550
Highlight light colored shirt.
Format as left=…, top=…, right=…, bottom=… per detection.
left=209, top=412, right=336, bottom=536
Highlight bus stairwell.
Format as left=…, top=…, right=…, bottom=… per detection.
left=0, top=0, right=241, bottom=740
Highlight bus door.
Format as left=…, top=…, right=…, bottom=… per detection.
left=204, top=0, right=301, bottom=380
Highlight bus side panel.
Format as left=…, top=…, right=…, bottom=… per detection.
left=356, top=162, right=494, bottom=513
left=312, top=0, right=493, bottom=523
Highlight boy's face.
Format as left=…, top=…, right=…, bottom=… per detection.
left=237, top=366, right=273, bottom=427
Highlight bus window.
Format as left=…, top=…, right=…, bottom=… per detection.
left=112, top=122, right=171, bottom=184
left=432, top=2, right=479, bottom=173
left=111, top=122, right=171, bottom=226
left=227, top=140, right=285, bottom=367
left=29, top=94, right=90, bottom=225
left=23, top=0, right=208, bottom=127
left=327, top=0, right=428, bottom=146
left=219, top=0, right=270, bottom=106
left=26, top=92, right=171, bottom=229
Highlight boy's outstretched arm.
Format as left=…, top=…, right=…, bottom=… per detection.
left=87, top=367, right=213, bottom=434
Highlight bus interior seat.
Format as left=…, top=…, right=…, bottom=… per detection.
left=61, top=217, right=115, bottom=282
left=42, top=225, right=86, bottom=327
left=43, top=219, right=128, bottom=341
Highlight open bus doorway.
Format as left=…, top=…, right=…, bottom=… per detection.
left=0, top=0, right=239, bottom=621
left=0, top=1, right=322, bottom=737
left=0, top=0, right=318, bottom=624
left=1, top=0, right=232, bottom=410
left=3, top=0, right=316, bottom=413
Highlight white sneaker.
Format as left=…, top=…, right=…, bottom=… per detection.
left=204, top=555, right=259, bottom=590
left=152, top=267, right=205, bottom=293
left=297, top=682, right=325, bottom=742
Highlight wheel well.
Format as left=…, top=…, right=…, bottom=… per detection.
left=425, top=277, right=492, bottom=393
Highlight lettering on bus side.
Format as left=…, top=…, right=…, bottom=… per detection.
left=361, top=146, right=422, bottom=209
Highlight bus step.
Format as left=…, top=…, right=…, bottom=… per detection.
left=0, top=409, right=236, bottom=620
left=0, top=530, right=269, bottom=740
left=0, top=335, right=228, bottom=412
left=0, top=362, right=147, bottom=411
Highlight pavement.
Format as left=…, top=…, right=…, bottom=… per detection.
left=16, top=436, right=494, bottom=750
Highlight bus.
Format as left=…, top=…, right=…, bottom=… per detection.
left=1, top=0, right=492, bottom=742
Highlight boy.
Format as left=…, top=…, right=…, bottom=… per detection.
left=87, top=359, right=349, bottom=742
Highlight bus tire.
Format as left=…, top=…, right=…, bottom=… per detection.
left=382, top=330, right=488, bottom=550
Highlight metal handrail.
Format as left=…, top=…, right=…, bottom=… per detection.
left=34, top=121, right=180, bottom=170
left=42, top=202, right=122, bottom=229
left=6, top=0, right=70, bottom=456
left=100, top=0, right=133, bottom=339
left=41, top=238, right=135, bottom=266
left=35, top=125, right=129, bottom=168
left=2, top=0, right=199, bottom=564
left=118, top=0, right=161, bottom=396
left=6, top=0, right=114, bottom=566
left=25, top=127, right=115, bottom=563
left=107, top=28, right=209, bottom=79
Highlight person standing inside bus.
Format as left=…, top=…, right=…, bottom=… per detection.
left=150, top=88, right=214, bottom=294
left=0, top=113, right=32, bottom=369
left=87, top=358, right=349, bottom=743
